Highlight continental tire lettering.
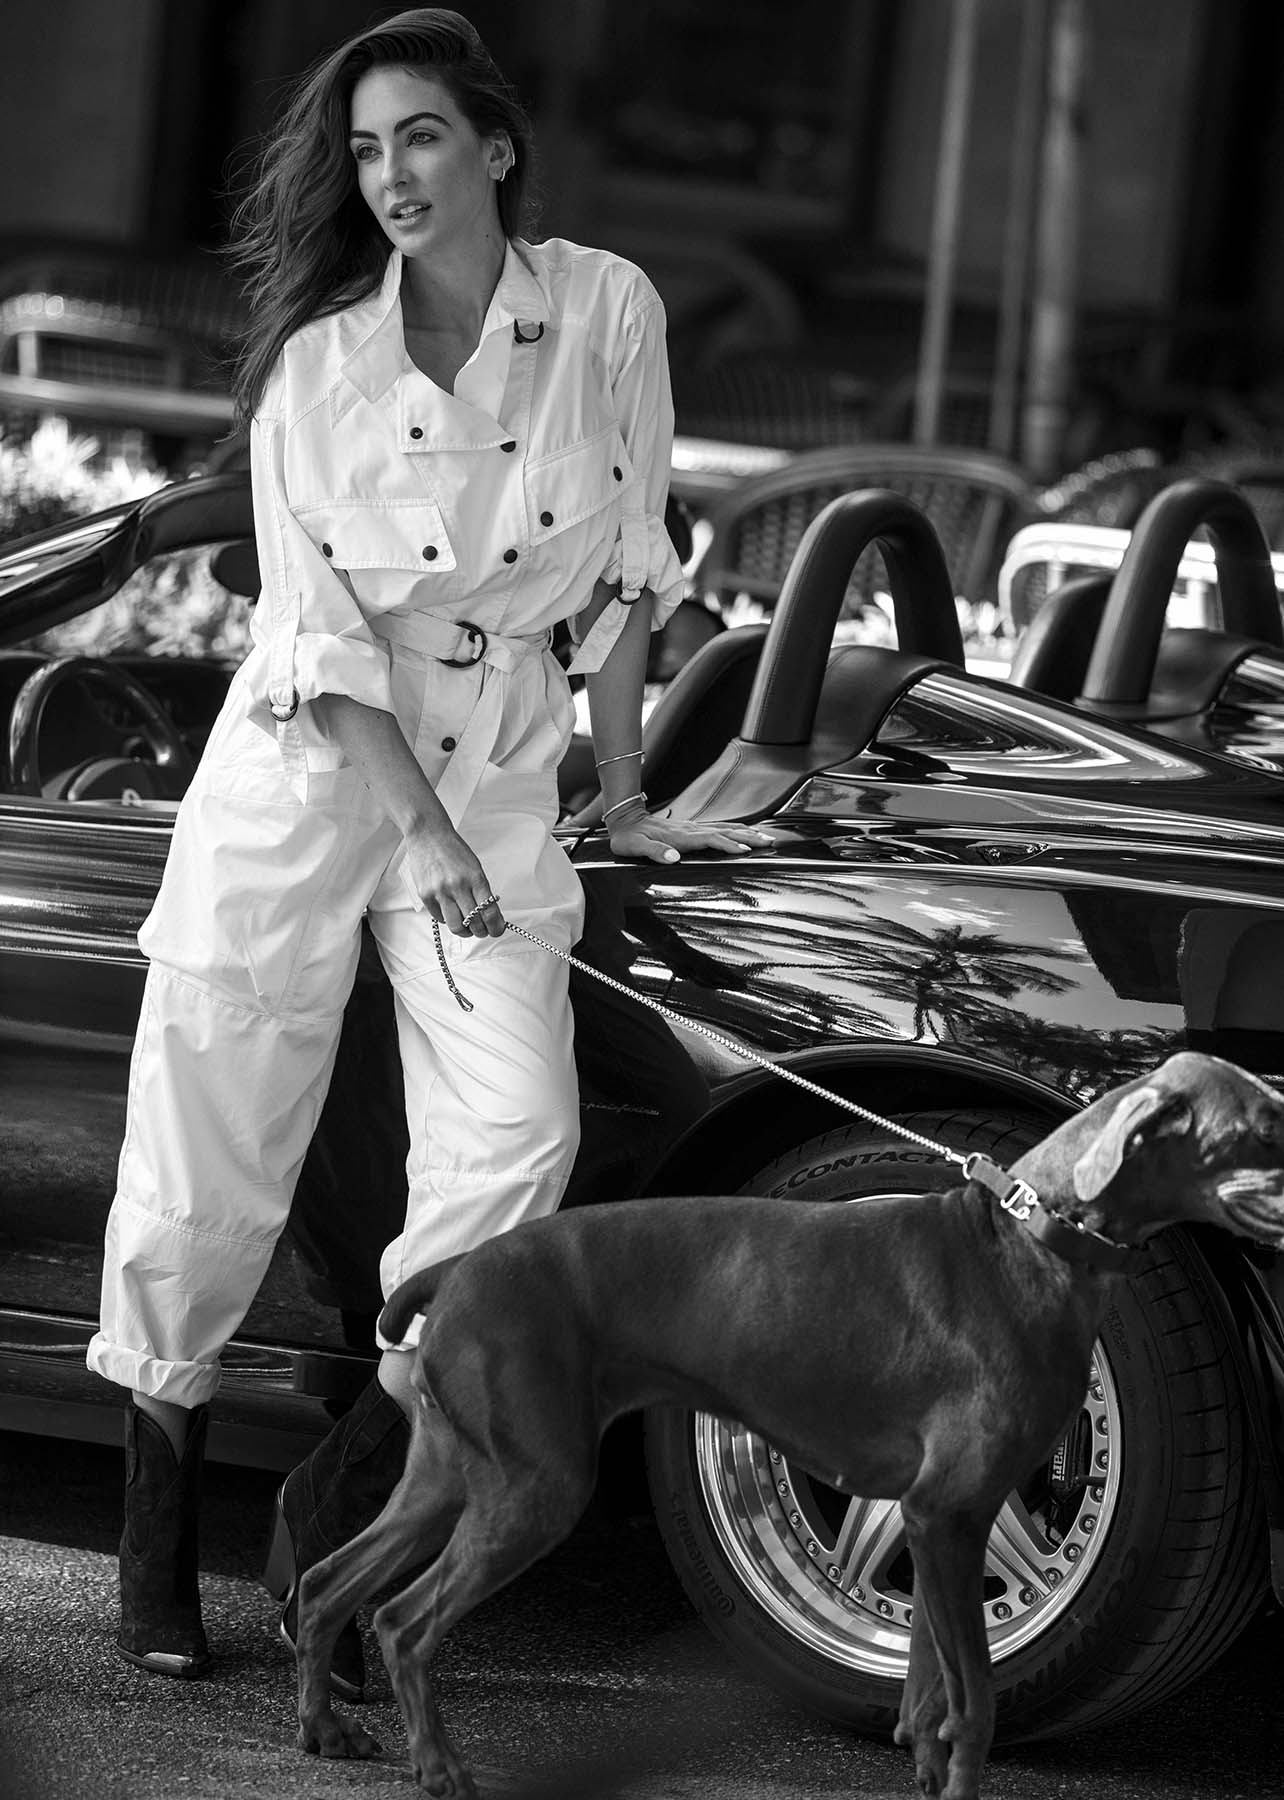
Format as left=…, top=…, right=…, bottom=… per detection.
left=768, top=1167, right=829, bottom=1196
left=829, top=1149, right=941, bottom=1168
left=669, top=1500, right=735, bottom=1618
left=1001, top=1546, right=1142, bottom=1705
left=767, top=1149, right=943, bottom=1196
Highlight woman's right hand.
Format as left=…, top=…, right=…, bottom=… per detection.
left=306, top=692, right=505, bottom=936
left=400, top=822, right=506, bottom=937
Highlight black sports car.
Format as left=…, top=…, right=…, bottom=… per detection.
left=2, top=473, right=1283, bottom=1749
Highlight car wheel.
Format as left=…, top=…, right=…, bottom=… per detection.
left=644, top=1110, right=1268, bottom=1741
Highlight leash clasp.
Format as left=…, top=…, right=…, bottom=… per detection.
left=999, top=1178, right=1038, bottom=1222
left=963, top=1152, right=1037, bottom=1222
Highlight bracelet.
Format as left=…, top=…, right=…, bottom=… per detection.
left=595, top=749, right=644, bottom=770
left=603, top=792, right=647, bottom=823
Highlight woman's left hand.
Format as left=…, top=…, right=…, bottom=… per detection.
left=607, top=807, right=774, bottom=865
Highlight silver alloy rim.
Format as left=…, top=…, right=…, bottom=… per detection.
left=694, top=1215, right=1123, bottom=1675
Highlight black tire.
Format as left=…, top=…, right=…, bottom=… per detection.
left=644, top=1110, right=1269, bottom=1742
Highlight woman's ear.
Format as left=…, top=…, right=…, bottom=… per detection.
left=488, top=135, right=513, bottom=182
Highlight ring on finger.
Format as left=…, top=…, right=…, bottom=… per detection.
left=460, top=893, right=500, bottom=929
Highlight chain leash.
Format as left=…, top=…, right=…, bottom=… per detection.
left=430, top=917, right=969, bottom=1169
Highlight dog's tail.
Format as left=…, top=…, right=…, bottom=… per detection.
left=377, top=1254, right=465, bottom=1344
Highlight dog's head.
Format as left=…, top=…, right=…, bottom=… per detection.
left=1026, top=1052, right=1284, bottom=1247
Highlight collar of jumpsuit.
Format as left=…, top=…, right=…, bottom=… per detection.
left=330, top=243, right=551, bottom=429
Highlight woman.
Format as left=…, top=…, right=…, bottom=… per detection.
left=86, top=7, right=765, bottom=1694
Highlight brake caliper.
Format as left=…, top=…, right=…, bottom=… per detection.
left=1046, top=1410, right=1094, bottom=1540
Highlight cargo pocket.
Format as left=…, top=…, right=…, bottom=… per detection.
left=525, top=425, right=632, bottom=544
left=290, top=499, right=458, bottom=575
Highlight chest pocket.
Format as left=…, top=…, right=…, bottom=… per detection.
left=525, top=425, right=633, bottom=545
left=292, top=499, right=458, bottom=573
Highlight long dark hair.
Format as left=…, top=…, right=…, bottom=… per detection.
left=228, top=8, right=536, bottom=426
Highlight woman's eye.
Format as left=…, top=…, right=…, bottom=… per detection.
left=408, top=129, right=437, bottom=145
left=352, top=144, right=376, bottom=162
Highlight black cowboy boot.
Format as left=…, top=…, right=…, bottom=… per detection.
left=262, top=1376, right=409, bottom=1700
left=117, top=1400, right=212, bottom=1677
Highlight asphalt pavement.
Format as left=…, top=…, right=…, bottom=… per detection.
left=1, top=1430, right=1280, bottom=1799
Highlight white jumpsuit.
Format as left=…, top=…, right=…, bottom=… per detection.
left=87, top=239, right=684, bottom=1407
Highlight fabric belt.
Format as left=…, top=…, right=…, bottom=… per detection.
left=369, top=611, right=552, bottom=825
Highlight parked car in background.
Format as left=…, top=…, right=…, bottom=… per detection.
left=2, top=476, right=1283, bottom=1749
left=1005, top=478, right=1284, bottom=772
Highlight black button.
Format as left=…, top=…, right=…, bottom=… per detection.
left=321, top=542, right=333, bottom=557
left=503, top=548, right=518, bottom=564
left=540, top=510, right=554, bottom=527
left=441, top=736, right=457, bottom=752
left=613, top=466, right=622, bottom=480
left=409, top=426, right=423, bottom=440
left=500, top=440, right=517, bottom=452
left=422, top=545, right=438, bottom=561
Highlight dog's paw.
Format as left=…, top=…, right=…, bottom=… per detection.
left=411, top=1754, right=478, bottom=1797
left=297, top=1706, right=381, bottom=1761
left=910, top=1733, right=949, bottom=1796
left=915, top=1761, right=945, bottom=1799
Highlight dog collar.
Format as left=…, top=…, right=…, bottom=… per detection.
left=963, top=1154, right=1148, bottom=1276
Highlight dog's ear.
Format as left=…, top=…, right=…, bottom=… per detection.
left=1073, top=1085, right=1192, bottom=1200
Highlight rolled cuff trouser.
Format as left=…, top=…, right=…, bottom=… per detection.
left=88, top=694, right=582, bottom=1407
left=87, top=959, right=353, bottom=1408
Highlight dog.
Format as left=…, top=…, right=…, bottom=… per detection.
left=291, top=1051, right=1284, bottom=1799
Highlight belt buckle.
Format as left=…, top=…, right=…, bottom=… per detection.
left=439, top=620, right=488, bottom=669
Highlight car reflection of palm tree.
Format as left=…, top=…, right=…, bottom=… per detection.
left=853, top=920, right=1081, bottom=1044
left=622, top=875, right=1083, bottom=1055
left=625, top=905, right=890, bottom=1046
left=964, top=1008, right=1169, bottom=1096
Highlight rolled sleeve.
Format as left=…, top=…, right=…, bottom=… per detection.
left=246, top=407, right=396, bottom=738
left=566, top=293, right=684, bottom=676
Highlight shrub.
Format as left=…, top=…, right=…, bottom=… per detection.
left=3, top=417, right=253, bottom=662
left=0, top=416, right=166, bottom=543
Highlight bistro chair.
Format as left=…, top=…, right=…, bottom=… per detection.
left=693, top=442, right=1034, bottom=616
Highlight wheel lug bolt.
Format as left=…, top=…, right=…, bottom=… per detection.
left=1095, top=1450, right=1109, bottom=1468
left=827, top=1565, right=842, bottom=1582
left=1019, top=1589, right=1036, bottom=1605
left=770, top=1449, right=781, bottom=1464
left=1082, top=1515, right=1096, bottom=1532
left=1090, top=1485, right=1104, bottom=1502
left=777, top=1480, right=789, bottom=1497
left=1066, top=1544, right=1081, bottom=1561
left=993, top=1602, right=1012, bottom=1620
left=807, top=1539, right=819, bottom=1555
left=878, top=1600, right=894, bottom=1617
left=1045, top=1569, right=1062, bottom=1586
left=852, top=1585, right=866, bottom=1602
left=789, top=1510, right=802, bottom=1527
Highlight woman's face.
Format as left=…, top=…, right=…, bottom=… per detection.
left=349, top=65, right=508, bottom=259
